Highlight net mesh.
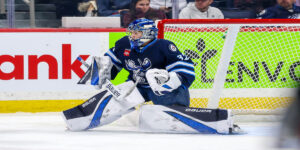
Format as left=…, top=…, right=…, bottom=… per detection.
left=161, top=22, right=300, bottom=114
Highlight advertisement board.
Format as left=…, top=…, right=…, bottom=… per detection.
left=0, top=32, right=110, bottom=93
left=0, top=28, right=298, bottom=112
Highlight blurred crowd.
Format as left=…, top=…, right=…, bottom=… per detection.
left=53, top=0, right=300, bottom=27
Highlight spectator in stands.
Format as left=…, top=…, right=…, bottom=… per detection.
left=122, top=0, right=167, bottom=28
left=78, top=0, right=131, bottom=17
left=97, top=0, right=131, bottom=16
left=234, top=0, right=276, bottom=14
left=55, top=0, right=83, bottom=19
left=296, top=0, right=300, bottom=6
left=258, top=0, right=300, bottom=18
left=150, top=0, right=187, bottom=18
left=78, top=0, right=97, bottom=17
left=179, top=0, right=224, bottom=19
left=0, top=0, right=5, bottom=19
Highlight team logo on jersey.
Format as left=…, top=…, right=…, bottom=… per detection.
left=124, top=49, right=131, bottom=56
left=125, top=58, right=152, bottom=83
left=169, top=44, right=177, bottom=52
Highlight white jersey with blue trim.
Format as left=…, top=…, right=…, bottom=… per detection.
left=105, top=36, right=195, bottom=88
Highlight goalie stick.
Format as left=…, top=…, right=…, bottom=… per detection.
left=77, top=56, right=141, bottom=101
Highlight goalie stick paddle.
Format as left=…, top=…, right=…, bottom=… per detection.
left=77, top=56, right=140, bottom=101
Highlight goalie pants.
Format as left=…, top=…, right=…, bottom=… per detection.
left=137, top=85, right=190, bottom=107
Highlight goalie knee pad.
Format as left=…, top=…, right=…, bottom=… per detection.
left=62, top=81, right=145, bottom=131
left=139, top=105, right=234, bottom=134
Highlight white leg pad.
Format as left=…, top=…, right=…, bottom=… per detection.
left=139, top=105, right=233, bottom=134
left=62, top=81, right=145, bottom=131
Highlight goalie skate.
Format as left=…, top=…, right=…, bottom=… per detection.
left=229, top=124, right=245, bottom=134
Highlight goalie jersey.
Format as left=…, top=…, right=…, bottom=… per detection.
left=105, top=36, right=195, bottom=89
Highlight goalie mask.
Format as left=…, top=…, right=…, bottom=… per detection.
left=127, top=18, right=158, bottom=53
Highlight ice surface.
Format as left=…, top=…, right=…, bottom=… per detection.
left=0, top=112, right=290, bottom=150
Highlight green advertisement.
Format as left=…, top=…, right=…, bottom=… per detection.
left=109, top=31, right=300, bottom=88
left=109, top=32, right=129, bottom=85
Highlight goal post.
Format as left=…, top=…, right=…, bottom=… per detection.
left=157, top=19, right=300, bottom=115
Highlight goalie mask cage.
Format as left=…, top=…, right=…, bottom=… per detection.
left=157, top=19, right=300, bottom=116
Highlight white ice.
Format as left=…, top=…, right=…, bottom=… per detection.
left=0, top=111, right=289, bottom=150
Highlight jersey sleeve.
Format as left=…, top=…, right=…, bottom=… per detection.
left=104, top=40, right=124, bottom=80
left=163, top=40, right=195, bottom=88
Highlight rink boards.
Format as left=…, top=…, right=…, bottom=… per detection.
left=0, top=29, right=298, bottom=113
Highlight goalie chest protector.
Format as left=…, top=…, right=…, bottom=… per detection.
left=105, top=36, right=195, bottom=88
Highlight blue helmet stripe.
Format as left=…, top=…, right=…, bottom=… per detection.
left=127, top=18, right=158, bottom=53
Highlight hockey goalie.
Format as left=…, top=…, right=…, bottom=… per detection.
left=62, top=18, right=241, bottom=134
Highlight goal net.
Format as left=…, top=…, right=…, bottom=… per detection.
left=157, top=19, right=300, bottom=115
